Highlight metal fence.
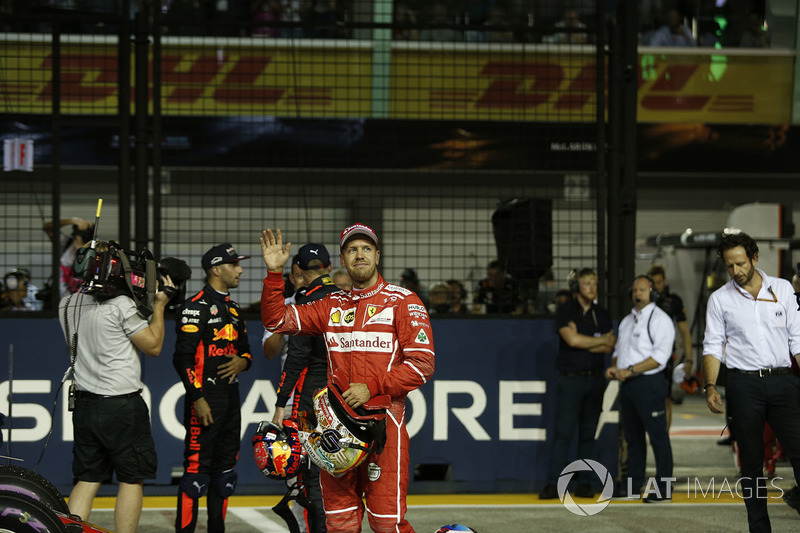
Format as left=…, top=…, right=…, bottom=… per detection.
left=1, top=0, right=604, bottom=317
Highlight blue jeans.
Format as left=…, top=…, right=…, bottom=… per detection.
left=546, top=374, right=607, bottom=484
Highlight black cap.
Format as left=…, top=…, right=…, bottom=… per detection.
left=400, top=268, right=419, bottom=283
left=201, top=243, right=250, bottom=271
left=296, top=243, right=331, bottom=270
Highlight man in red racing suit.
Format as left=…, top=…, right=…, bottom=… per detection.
left=260, top=224, right=435, bottom=533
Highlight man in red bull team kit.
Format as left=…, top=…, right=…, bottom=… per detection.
left=260, top=225, right=435, bottom=533
left=270, top=243, right=339, bottom=532
left=173, top=243, right=253, bottom=533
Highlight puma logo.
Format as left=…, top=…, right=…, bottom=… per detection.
left=226, top=482, right=235, bottom=490
left=207, top=377, right=217, bottom=385
left=193, top=481, right=205, bottom=492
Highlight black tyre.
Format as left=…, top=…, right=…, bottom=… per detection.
left=0, top=465, right=70, bottom=515
left=0, top=491, right=68, bottom=533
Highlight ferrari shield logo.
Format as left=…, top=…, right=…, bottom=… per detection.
left=415, top=329, right=429, bottom=344
left=367, top=305, right=377, bottom=317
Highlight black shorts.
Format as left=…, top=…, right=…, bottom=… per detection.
left=72, top=395, right=157, bottom=484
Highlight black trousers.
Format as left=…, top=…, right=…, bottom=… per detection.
left=727, top=371, right=800, bottom=533
left=177, top=387, right=241, bottom=533
left=301, top=461, right=326, bottom=533
left=546, top=374, right=606, bottom=485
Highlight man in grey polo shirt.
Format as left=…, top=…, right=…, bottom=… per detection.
left=59, top=244, right=174, bottom=533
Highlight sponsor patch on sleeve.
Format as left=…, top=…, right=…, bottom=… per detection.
left=407, top=304, right=427, bottom=314
left=415, top=329, right=430, bottom=344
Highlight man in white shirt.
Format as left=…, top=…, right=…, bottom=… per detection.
left=606, top=275, right=675, bottom=502
left=703, top=232, right=800, bottom=532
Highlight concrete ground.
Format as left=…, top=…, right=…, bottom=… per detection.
left=77, top=392, right=800, bottom=532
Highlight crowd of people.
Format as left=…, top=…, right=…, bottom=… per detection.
left=0, top=1, right=775, bottom=48
left=1, top=213, right=574, bottom=320
left=53, top=222, right=436, bottom=532
left=7, top=212, right=799, bottom=532
left=537, top=232, right=800, bottom=532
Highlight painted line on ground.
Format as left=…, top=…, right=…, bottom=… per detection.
left=228, top=507, right=290, bottom=532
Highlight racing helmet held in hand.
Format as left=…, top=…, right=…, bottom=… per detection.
left=298, top=381, right=389, bottom=477
left=252, top=420, right=304, bottom=480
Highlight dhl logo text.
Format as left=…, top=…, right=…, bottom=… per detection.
left=1, top=45, right=783, bottom=121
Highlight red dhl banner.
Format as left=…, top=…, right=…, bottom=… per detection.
left=391, top=49, right=793, bottom=123
left=0, top=41, right=792, bottom=124
left=0, top=41, right=372, bottom=117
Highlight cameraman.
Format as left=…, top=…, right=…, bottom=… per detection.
left=58, top=246, right=176, bottom=533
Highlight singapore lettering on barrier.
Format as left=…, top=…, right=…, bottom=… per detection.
left=0, top=379, right=550, bottom=444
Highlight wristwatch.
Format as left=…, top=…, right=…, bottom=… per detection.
left=704, top=383, right=717, bottom=393
left=626, top=365, right=635, bottom=374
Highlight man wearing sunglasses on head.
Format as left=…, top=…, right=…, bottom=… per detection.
left=703, top=231, right=800, bottom=532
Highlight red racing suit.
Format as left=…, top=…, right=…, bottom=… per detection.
left=262, top=272, right=435, bottom=533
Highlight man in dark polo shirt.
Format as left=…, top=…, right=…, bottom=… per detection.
left=540, top=268, right=615, bottom=499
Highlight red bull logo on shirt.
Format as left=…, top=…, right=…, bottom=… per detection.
left=212, top=324, right=238, bottom=342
